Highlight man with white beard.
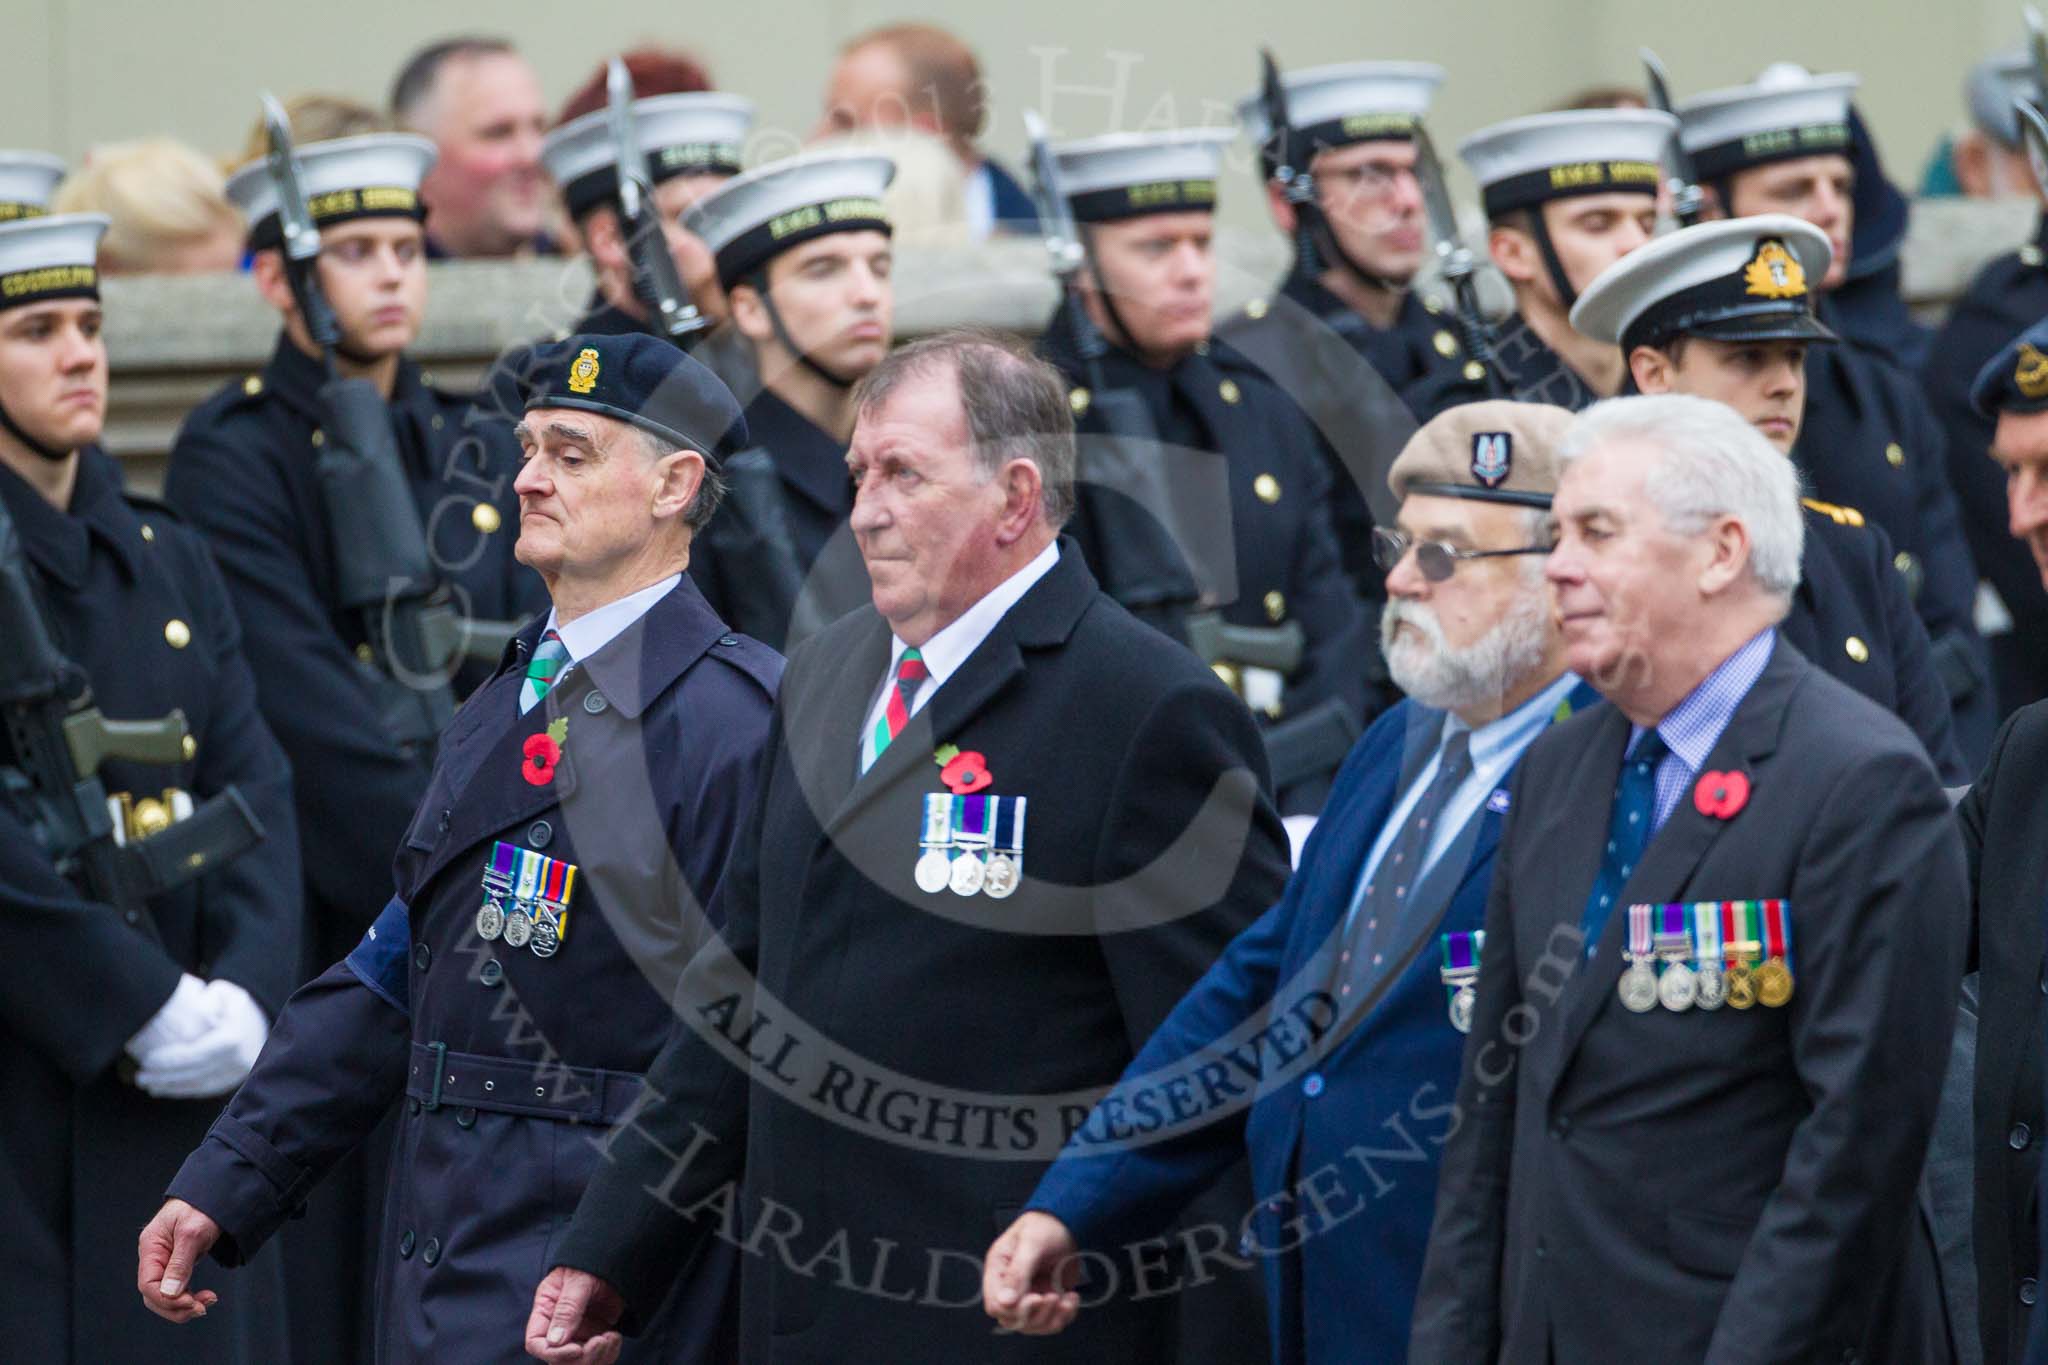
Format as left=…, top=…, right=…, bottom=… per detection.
left=985, top=401, right=1599, bottom=1365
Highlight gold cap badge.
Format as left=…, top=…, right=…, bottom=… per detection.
left=567, top=347, right=601, bottom=395
left=1742, top=239, right=1806, bottom=300
left=2016, top=343, right=2048, bottom=401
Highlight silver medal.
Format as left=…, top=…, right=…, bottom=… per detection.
left=503, top=907, right=534, bottom=948
left=1657, top=960, right=1698, bottom=1012
left=1694, top=963, right=1726, bottom=1010
left=531, top=916, right=560, bottom=958
left=983, top=852, right=1019, bottom=899
left=915, top=848, right=951, bottom=895
left=1618, top=956, right=1659, bottom=1013
left=949, top=852, right=986, bottom=896
left=475, top=898, right=504, bottom=941
left=1449, top=984, right=1476, bottom=1034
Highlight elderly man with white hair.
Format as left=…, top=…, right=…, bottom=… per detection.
left=1410, top=393, right=1967, bottom=1365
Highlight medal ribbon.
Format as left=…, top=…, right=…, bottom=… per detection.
left=1694, top=903, right=1723, bottom=965
left=991, top=795, right=1021, bottom=854
left=1763, top=899, right=1792, bottom=971
left=1656, top=902, right=1688, bottom=952
left=1440, top=930, right=1482, bottom=973
left=1626, top=902, right=1653, bottom=958
left=514, top=848, right=543, bottom=906
left=952, top=794, right=992, bottom=851
left=922, top=793, right=952, bottom=847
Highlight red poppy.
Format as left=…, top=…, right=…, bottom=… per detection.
left=522, top=733, right=561, bottom=786
left=940, top=750, right=993, bottom=794
left=1693, top=769, right=1750, bottom=820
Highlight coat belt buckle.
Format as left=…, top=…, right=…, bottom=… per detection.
left=424, top=1041, right=448, bottom=1111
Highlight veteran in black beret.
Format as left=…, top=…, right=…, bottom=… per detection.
left=143, top=330, right=778, bottom=1365
left=1033, top=125, right=1376, bottom=819
left=678, top=149, right=897, bottom=650
left=0, top=211, right=301, bottom=1364
left=1571, top=214, right=1967, bottom=780
left=1925, top=55, right=2048, bottom=717
left=1673, top=65, right=1997, bottom=764
left=540, top=92, right=753, bottom=340
left=1958, top=316, right=2048, bottom=1365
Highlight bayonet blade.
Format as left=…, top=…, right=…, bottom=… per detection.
left=606, top=58, right=646, bottom=225
left=1023, top=109, right=1084, bottom=278
left=261, top=92, right=321, bottom=267
left=2018, top=93, right=2048, bottom=199
left=1410, top=123, right=1468, bottom=269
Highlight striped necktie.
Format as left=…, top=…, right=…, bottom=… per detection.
left=864, top=648, right=928, bottom=771
left=520, top=629, right=570, bottom=714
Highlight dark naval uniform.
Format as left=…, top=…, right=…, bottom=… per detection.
left=1216, top=274, right=1464, bottom=598
left=688, top=388, right=870, bottom=651
left=1, top=449, right=300, bottom=1364
left=166, top=577, right=778, bottom=1364
left=165, top=337, right=543, bottom=965
left=1040, top=298, right=1375, bottom=811
left=1402, top=312, right=1602, bottom=422
left=1921, top=222, right=2048, bottom=715
left=1800, top=296, right=1993, bottom=760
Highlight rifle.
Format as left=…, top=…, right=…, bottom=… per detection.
left=1259, top=48, right=1328, bottom=279
left=1023, top=108, right=1204, bottom=637
left=1411, top=123, right=1504, bottom=397
left=1641, top=48, right=1707, bottom=227
left=260, top=94, right=512, bottom=748
left=0, top=495, right=261, bottom=920
left=606, top=58, right=708, bottom=344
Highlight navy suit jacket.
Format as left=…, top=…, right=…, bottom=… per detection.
left=1028, top=681, right=1596, bottom=1365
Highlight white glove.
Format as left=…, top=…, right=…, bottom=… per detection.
left=1282, top=814, right=1319, bottom=869
left=124, top=973, right=213, bottom=1065
left=133, top=979, right=270, bottom=1099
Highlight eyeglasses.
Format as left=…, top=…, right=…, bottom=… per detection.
left=1371, top=527, right=1556, bottom=582
left=1314, top=164, right=1420, bottom=199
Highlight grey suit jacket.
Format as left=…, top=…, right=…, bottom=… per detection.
left=1409, top=639, right=1966, bottom=1365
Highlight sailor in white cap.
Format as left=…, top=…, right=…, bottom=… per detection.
left=1034, top=125, right=1375, bottom=817
left=1677, top=67, right=1996, bottom=761
left=1220, top=58, right=1465, bottom=607
left=677, top=149, right=895, bottom=648
left=0, top=149, right=65, bottom=223
left=1406, top=108, right=1673, bottom=420
left=1572, top=214, right=1966, bottom=781
left=1955, top=50, right=2041, bottom=199
left=0, top=209, right=302, bottom=1364
left=541, top=92, right=753, bottom=337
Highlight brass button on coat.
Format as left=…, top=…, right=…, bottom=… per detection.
left=1254, top=474, right=1281, bottom=504
left=163, top=619, right=191, bottom=649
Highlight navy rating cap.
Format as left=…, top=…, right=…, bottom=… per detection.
left=1972, top=315, right=2048, bottom=419
left=521, top=332, right=748, bottom=468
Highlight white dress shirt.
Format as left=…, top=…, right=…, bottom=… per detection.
left=541, top=574, right=680, bottom=682
left=858, top=541, right=1060, bottom=771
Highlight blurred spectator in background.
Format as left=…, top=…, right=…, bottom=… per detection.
left=389, top=35, right=552, bottom=258
left=53, top=139, right=242, bottom=274
left=1554, top=84, right=1649, bottom=110
left=1951, top=50, right=2042, bottom=199
left=554, top=46, right=715, bottom=125
left=233, top=94, right=390, bottom=171
left=811, top=127, right=971, bottom=248
left=814, top=22, right=1036, bottom=238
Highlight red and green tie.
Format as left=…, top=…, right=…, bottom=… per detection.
left=866, top=648, right=927, bottom=770
left=520, top=629, right=569, bottom=714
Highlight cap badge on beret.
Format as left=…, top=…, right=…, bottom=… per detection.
left=1471, top=432, right=1512, bottom=489
left=568, top=348, right=600, bottom=395
left=1744, top=239, right=1806, bottom=300
left=2016, top=343, right=2048, bottom=401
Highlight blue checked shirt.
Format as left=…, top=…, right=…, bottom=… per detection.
left=1627, top=628, right=1776, bottom=834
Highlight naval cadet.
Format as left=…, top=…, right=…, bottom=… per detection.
left=1402, top=107, right=1673, bottom=420
left=1034, top=127, right=1374, bottom=814
left=140, top=331, right=776, bottom=1364
left=160, top=129, right=545, bottom=1362
left=1961, top=318, right=2048, bottom=1365
left=679, top=149, right=896, bottom=649
left=1220, top=58, right=1464, bottom=601
left=0, top=212, right=300, bottom=1363
left=0, top=148, right=66, bottom=222
left=1570, top=213, right=1967, bottom=779
left=985, top=402, right=1594, bottom=1365
left=1410, top=394, right=1965, bottom=1364
left=1923, top=49, right=2048, bottom=716
left=1676, top=65, right=1996, bottom=761
left=539, top=91, right=752, bottom=340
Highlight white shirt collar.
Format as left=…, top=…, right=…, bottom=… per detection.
left=963, top=161, right=997, bottom=241
left=890, top=540, right=1059, bottom=691
left=543, top=574, right=680, bottom=667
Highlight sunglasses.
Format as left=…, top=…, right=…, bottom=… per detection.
left=1371, top=527, right=1556, bottom=582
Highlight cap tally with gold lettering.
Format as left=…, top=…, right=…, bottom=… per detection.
left=0, top=213, right=109, bottom=313
left=226, top=133, right=437, bottom=250
left=1387, top=400, right=1573, bottom=508
left=0, top=151, right=66, bottom=224
left=1459, top=109, right=1675, bottom=218
left=1677, top=68, right=1858, bottom=182
left=1570, top=215, right=1836, bottom=353
left=683, top=150, right=894, bottom=291
left=1237, top=61, right=1445, bottom=164
left=542, top=93, right=754, bottom=222
left=522, top=332, right=749, bottom=469
left=1970, top=316, right=2048, bottom=418
left=1050, top=128, right=1233, bottom=223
